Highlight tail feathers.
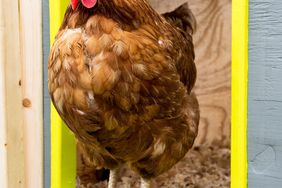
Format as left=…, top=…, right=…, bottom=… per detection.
left=162, top=3, right=196, bottom=35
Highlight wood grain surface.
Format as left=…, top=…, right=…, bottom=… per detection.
left=1, top=1, right=44, bottom=187
left=0, top=1, right=25, bottom=187
left=189, top=0, right=231, bottom=146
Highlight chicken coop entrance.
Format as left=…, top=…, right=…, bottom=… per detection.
left=45, top=0, right=247, bottom=188
left=6, top=0, right=282, bottom=187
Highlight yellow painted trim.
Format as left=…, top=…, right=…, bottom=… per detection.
left=49, top=1, right=76, bottom=188
left=231, top=0, right=248, bottom=188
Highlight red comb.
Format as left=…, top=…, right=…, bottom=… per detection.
left=81, top=0, right=97, bottom=8
left=71, top=0, right=79, bottom=10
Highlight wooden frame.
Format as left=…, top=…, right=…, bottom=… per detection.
left=49, top=0, right=249, bottom=187
left=0, top=0, right=43, bottom=187
left=231, top=0, right=248, bottom=188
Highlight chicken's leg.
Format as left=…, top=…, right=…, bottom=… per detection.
left=108, top=168, right=120, bottom=188
left=141, top=178, right=152, bottom=188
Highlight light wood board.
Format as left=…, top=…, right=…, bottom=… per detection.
left=190, top=0, right=231, bottom=145
left=0, top=0, right=44, bottom=187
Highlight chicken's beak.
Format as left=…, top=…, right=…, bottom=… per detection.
left=71, top=0, right=79, bottom=10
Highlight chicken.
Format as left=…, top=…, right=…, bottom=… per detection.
left=48, top=0, right=200, bottom=187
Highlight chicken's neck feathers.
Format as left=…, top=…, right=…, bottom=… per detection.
left=61, top=0, right=163, bottom=31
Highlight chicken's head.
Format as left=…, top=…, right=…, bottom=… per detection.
left=71, top=0, right=97, bottom=10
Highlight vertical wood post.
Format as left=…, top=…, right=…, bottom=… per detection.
left=0, top=0, right=44, bottom=187
left=19, top=0, right=43, bottom=187
left=1, top=0, right=25, bottom=187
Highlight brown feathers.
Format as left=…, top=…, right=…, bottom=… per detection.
left=48, top=0, right=199, bottom=179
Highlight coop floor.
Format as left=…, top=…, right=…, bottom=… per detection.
left=77, top=145, right=230, bottom=188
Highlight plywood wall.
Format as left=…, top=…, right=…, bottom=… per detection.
left=189, top=0, right=231, bottom=146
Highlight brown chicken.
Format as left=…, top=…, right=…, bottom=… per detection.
left=48, top=0, right=199, bottom=187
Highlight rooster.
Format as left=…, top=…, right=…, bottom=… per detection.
left=48, top=0, right=199, bottom=187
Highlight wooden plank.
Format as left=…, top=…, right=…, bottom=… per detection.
left=1, top=0, right=44, bottom=187
left=19, top=0, right=44, bottom=187
left=2, top=0, right=25, bottom=187
left=0, top=1, right=8, bottom=187
left=248, top=0, right=282, bottom=187
left=49, top=0, right=76, bottom=187
left=231, top=0, right=248, bottom=188
left=187, top=0, right=231, bottom=146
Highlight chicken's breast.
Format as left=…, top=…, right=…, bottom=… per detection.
left=48, top=5, right=199, bottom=178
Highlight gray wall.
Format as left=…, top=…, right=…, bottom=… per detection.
left=248, top=1, right=282, bottom=187
left=42, top=0, right=51, bottom=187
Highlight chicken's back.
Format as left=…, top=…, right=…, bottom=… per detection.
left=48, top=2, right=199, bottom=178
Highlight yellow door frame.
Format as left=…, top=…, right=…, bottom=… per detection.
left=231, top=0, right=248, bottom=188
left=50, top=1, right=76, bottom=188
left=49, top=0, right=249, bottom=187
